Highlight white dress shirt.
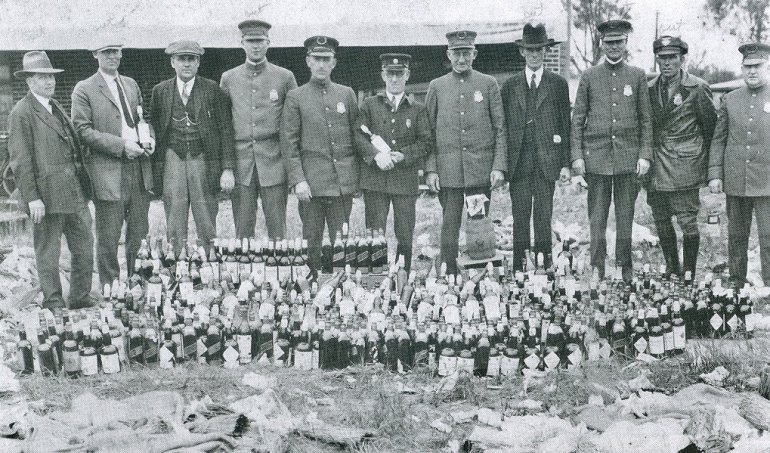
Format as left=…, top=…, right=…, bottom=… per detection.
left=31, top=92, right=52, bottom=114
left=177, top=77, right=196, bottom=103
left=387, top=91, right=405, bottom=110
left=525, top=66, right=544, bottom=89
left=99, top=69, right=138, bottom=142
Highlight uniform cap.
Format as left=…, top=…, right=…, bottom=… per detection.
left=239, top=19, right=271, bottom=39
left=90, top=43, right=124, bottom=53
left=446, top=30, right=477, bottom=49
left=739, top=42, right=770, bottom=65
left=304, top=35, right=339, bottom=56
left=598, top=20, right=632, bottom=42
left=653, top=35, right=688, bottom=55
left=379, top=53, right=411, bottom=71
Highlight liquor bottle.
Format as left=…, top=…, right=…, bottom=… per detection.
left=321, top=234, right=333, bottom=274
left=62, top=326, right=80, bottom=377
left=205, top=324, right=222, bottom=365
left=135, top=105, right=152, bottom=150
left=251, top=238, right=265, bottom=283
left=236, top=306, right=252, bottom=365
left=135, top=238, right=150, bottom=280
left=80, top=346, right=98, bottom=376
left=648, top=326, right=665, bottom=359
left=295, top=342, right=313, bottom=370
left=438, top=347, right=456, bottom=376
left=278, top=240, right=293, bottom=284
left=265, top=240, right=278, bottom=286
left=333, top=231, right=345, bottom=274
left=358, top=231, right=370, bottom=275
left=475, top=330, right=490, bottom=376
left=182, top=318, right=197, bottom=362
left=223, top=330, right=240, bottom=369
left=16, top=330, right=34, bottom=375
left=292, top=238, right=310, bottom=283
left=128, top=321, right=144, bottom=365
left=337, top=325, right=351, bottom=369
left=345, top=226, right=357, bottom=272
left=143, top=323, right=159, bottom=365
left=159, top=325, right=176, bottom=369
left=239, top=238, right=252, bottom=283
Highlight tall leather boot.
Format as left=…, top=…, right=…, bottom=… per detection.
left=659, top=236, right=681, bottom=277
left=682, top=235, right=700, bottom=280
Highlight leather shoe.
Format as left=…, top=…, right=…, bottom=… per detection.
left=622, top=266, right=633, bottom=283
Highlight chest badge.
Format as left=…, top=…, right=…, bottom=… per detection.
left=269, top=89, right=279, bottom=102
left=764, top=102, right=770, bottom=113
left=406, top=118, right=412, bottom=128
left=474, top=90, right=484, bottom=102
left=337, top=102, right=346, bottom=114
left=623, top=85, right=633, bottom=97
left=673, top=93, right=683, bottom=106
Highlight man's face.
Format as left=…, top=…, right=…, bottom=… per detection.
left=306, top=55, right=336, bottom=82
left=171, top=54, right=200, bottom=82
left=520, top=47, right=546, bottom=71
left=602, top=38, right=627, bottom=61
left=656, top=52, right=684, bottom=79
left=242, top=37, right=269, bottom=63
left=742, top=61, right=770, bottom=88
left=382, top=69, right=409, bottom=95
left=94, top=48, right=122, bottom=73
left=447, top=47, right=477, bottom=73
left=26, top=73, right=56, bottom=98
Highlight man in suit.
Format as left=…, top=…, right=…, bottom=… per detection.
left=571, top=20, right=653, bottom=283
left=149, top=40, right=235, bottom=253
left=359, top=53, right=431, bottom=273
left=220, top=20, right=297, bottom=241
left=647, top=36, right=716, bottom=279
left=425, top=30, right=506, bottom=275
left=9, top=51, right=94, bottom=310
left=501, top=23, right=571, bottom=271
left=281, top=35, right=371, bottom=276
left=72, top=43, right=155, bottom=286
left=709, top=43, right=770, bottom=285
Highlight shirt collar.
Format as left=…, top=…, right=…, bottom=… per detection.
left=177, top=76, right=196, bottom=94
left=99, top=69, right=120, bottom=84
left=524, top=66, right=544, bottom=87
left=387, top=91, right=405, bottom=105
left=31, top=92, right=52, bottom=112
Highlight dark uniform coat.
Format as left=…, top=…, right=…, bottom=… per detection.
left=648, top=71, right=716, bottom=191
left=571, top=61, right=654, bottom=174
left=425, top=70, right=507, bottom=187
left=708, top=84, right=770, bottom=197
left=358, top=93, right=431, bottom=195
left=149, top=76, right=235, bottom=194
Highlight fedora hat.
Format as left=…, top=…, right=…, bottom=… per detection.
left=13, top=51, right=63, bottom=80
left=515, top=23, right=560, bottom=49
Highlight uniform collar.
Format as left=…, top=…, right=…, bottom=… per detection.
left=310, top=77, right=332, bottom=88
left=245, top=58, right=268, bottom=72
left=603, top=57, right=625, bottom=69
left=378, top=91, right=411, bottom=106
left=451, top=68, right=473, bottom=79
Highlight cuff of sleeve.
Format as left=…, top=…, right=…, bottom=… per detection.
left=707, top=167, right=723, bottom=181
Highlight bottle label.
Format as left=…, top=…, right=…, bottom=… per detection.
left=292, top=264, right=310, bottom=283
left=226, top=262, right=240, bottom=283
left=184, top=340, right=197, bottom=361
left=486, top=355, right=501, bottom=377
left=237, top=335, right=252, bottom=364
left=130, top=344, right=143, bottom=362
left=710, top=313, right=723, bottom=331
left=274, top=343, right=287, bottom=366
left=180, top=281, right=194, bottom=301
left=223, top=346, right=240, bottom=368
left=648, top=335, right=665, bottom=355
left=438, top=355, right=457, bottom=376
left=428, top=351, right=436, bottom=370
left=171, top=334, right=183, bottom=359
left=252, top=262, right=266, bottom=283
left=663, top=332, right=674, bottom=351
left=413, top=349, right=428, bottom=367
left=159, top=346, right=175, bottom=369
left=81, top=354, right=98, bottom=376
left=633, top=337, right=648, bottom=354
left=746, top=313, right=757, bottom=332
left=727, top=315, right=739, bottom=331
left=207, top=341, right=221, bottom=358
left=568, top=349, right=582, bottom=369
left=145, top=342, right=159, bottom=361
left=63, top=350, right=81, bottom=373
left=296, top=350, right=313, bottom=370
left=458, top=357, right=474, bottom=373
left=278, top=265, right=292, bottom=283
left=524, top=353, right=540, bottom=370
left=200, top=265, right=214, bottom=285
left=147, top=282, right=162, bottom=306
left=673, top=326, right=686, bottom=349
left=544, top=351, right=560, bottom=371
left=599, top=340, right=612, bottom=360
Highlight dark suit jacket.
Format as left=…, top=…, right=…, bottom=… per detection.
left=501, top=69, right=571, bottom=181
left=358, top=93, right=430, bottom=195
left=8, top=92, right=92, bottom=214
left=148, top=76, right=235, bottom=194
left=71, top=72, right=154, bottom=201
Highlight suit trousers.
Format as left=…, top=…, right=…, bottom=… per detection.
left=726, top=195, right=770, bottom=285
left=438, top=186, right=491, bottom=275
left=162, top=150, right=218, bottom=252
left=33, top=202, right=94, bottom=308
left=232, top=171, right=287, bottom=240
left=585, top=173, right=639, bottom=271
left=509, top=166, right=555, bottom=270
left=94, top=159, right=151, bottom=286
left=363, top=190, right=417, bottom=272
left=299, top=195, right=353, bottom=272
left=647, top=188, right=700, bottom=239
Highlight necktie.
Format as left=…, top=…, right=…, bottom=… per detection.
left=114, top=77, right=135, bottom=128
left=181, top=82, right=190, bottom=105
left=530, top=73, right=537, bottom=90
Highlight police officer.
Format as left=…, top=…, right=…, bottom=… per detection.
left=281, top=36, right=371, bottom=276
left=646, top=36, right=716, bottom=279
left=425, top=30, right=507, bottom=275
left=221, top=20, right=297, bottom=241
left=359, top=53, right=431, bottom=272
left=571, top=20, right=653, bottom=283
left=709, top=43, right=770, bottom=285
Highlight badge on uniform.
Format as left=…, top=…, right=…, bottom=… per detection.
left=623, top=85, right=633, bottom=97
left=337, top=102, right=346, bottom=114
left=673, top=93, right=683, bottom=106
left=269, top=89, right=279, bottom=102
left=474, top=90, right=483, bottom=102
left=764, top=102, right=770, bottom=113
left=553, top=134, right=562, bottom=144
left=405, top=118, right=411, bottom=128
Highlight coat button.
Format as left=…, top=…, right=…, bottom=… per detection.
left=460, top=111, right=465, bottom=115
left=328, top=124, right=332, bottom=128
left=747, top=159, right=751, bottom=163
left=460, top=79, right=464, bottom=83
left=612, top=103, right=617, bottom=107
left=325, top=107, right=330, bottom=111
left=748, top=131, right=752, bottom=135
left=460, top=94, right=465, bottom=98
left=612, top=88, right=617, bottom=91
left=391, top=119, right=395, bottom=123
left=462, top=147, right=467, bottom=151
left=612, top=135, right=616, bottom=139
left=750, top=105, right=755, bottom=109
left=746, top=145, right=751, bottom=149
left=391, top=140, right=396, bottom=144
left=334, top=159, right=338, bottom=163
left=612, top=119, right=617, bottom=123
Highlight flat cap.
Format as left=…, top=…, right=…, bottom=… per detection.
left=653, top=35, right=688, bottom=55
left=598, top=20, right=632, bottom=41
left=239, top=19, right=271, bottom=39
left=739, top=42, right=770, bottom=65
left=304, top=35, right=338, bottom=56
left=446, top=30, right=477, bottom=49
left=380, top=53, right=411, bottom=71
left=165, top=40, right=204, bottom=56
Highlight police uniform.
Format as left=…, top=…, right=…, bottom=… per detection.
left=646, top=36, right=716, bottom=278
left=359, top=54, right=431, bottom=272
left=281, top=36, right=371, bottom=273
left=708, top=43, right=770, bottom=285
left=570, top=20, right=653, bottom=281
left=425, top=30, right=507, bottom=274
left=220, top=20, right=298, bottom=240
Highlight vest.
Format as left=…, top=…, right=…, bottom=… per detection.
left=169, top=86, right=203, bottom=158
